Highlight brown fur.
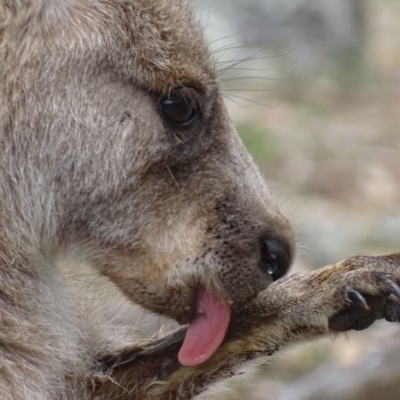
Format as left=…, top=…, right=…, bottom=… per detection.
left=0, top=1, right=399, bottom=399
left=90, top=253, right=400, bottom=399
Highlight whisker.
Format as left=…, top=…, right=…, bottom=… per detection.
left=207, top=33, right=241, bottom=47
left=216, top=49, right=295, bottom=79
left=167, top=166, right=181, bottom=190
left=215, top=49, right=295, bottom=65
left=222, top=94, right=251, bottom=109
left=219, top=76, right=286, bottom=83
left=215, top=54, right=273, bottom=65
left=212, top=45, right=255, bottom=54
left=218, top=61, right=297, bottom=74
left=219, top=66, right=287, bottom=73
left=215, top=48, right=273, bottom=74
left=172, top=132, right=184, bottom=144
left=296, top=247, right=310, bottom=258
left=222, top=88, right=279, bottom=92
left=222, top=94, right=274, bottom=108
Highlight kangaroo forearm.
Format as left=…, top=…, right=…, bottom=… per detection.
left=92, top=286, right=324, bottom=399
left=93, top=253, right=400, bottom=399
left=93, top=318, right=322, bottom=400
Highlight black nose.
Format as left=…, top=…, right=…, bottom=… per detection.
left=259, top=236, right=292, bottom=281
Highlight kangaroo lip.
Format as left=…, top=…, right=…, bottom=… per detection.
left=178, top=287, right=231, bottom=367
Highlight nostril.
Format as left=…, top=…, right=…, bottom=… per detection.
left=259, top=237, right=292, bottom=281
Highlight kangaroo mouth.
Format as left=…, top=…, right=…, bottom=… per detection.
left=178, top=286, right=231, bottom=366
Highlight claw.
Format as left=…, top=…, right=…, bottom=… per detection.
left=346, top=289, right=370, bottom=310
left=389, top=281, right=400, bottom=301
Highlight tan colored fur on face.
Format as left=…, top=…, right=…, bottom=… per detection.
left=0, top=0, right=294, bottom=398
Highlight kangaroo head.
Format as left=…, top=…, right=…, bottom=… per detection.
left=0, top=0, right=294, bottom=366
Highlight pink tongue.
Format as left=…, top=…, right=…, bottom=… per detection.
left=178, top=288, right=231, bottom=367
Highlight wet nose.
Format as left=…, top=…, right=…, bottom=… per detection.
left=259, top=235, right=292, bottom=281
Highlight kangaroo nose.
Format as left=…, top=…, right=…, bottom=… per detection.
left=259, top=235, right=292, bottom=281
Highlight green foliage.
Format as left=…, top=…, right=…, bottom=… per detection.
left=237, top=121, right=279, bottom=167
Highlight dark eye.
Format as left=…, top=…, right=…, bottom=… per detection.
left=259, top=237, right=292, bottom=281
left=161, top=95, right=197, bottom=127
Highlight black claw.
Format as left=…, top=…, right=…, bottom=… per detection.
left=389, top=281, right=400, bottom=301
left=347, top=289, right=370, bottom=310
left=384, top=300, right=400, bottom=323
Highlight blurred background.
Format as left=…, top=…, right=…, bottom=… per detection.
left=188, top=0, right=400, bottom=398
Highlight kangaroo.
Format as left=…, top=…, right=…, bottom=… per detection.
left=0, top=1, right=399, bottom=399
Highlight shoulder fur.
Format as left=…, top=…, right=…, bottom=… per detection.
left=0, top=0, right=69, bottom=29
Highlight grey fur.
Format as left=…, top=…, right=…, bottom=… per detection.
left=0, top=0, right=293, bottom=398
left=1, top=2, right=400, bottom=399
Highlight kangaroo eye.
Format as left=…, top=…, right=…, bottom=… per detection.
left=161, top=95, right=197, bottom=127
